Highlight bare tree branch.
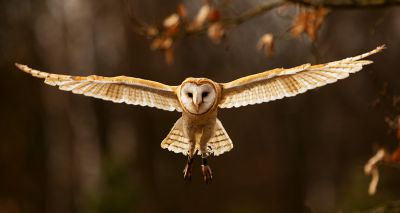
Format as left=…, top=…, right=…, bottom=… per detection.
left=224, top=1, right=285, bottom=27
left=360, top=200, right=400, bottom=213
left=232, top=0, right=400, bottom=27
left=291, top=0, right=400, bottom=8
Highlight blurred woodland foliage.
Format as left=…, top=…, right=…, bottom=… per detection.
left=1, top=0, right=400, bottom=213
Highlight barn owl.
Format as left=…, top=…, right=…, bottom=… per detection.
left=16, top=45, right=384, bottom=183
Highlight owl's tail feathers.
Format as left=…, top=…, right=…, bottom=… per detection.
left=160, top=118, right=234, bottom=156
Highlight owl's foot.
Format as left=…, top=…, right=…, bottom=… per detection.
left=183, top=163, right=193, bottom=181
left=183, top=151, right=197, bottom=181
left=201, top=158, right=213, bottom=184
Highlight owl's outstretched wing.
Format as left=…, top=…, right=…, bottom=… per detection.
left=16, top=64, right=182, bottom=112
left=219, top=45, right=384, bottom=108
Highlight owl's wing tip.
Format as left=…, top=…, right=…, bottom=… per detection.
left=376, top=44, right=386, bottom=52
left=15, top=62, right=25, bottom=69
left=15, top=63, right=32, bottom=74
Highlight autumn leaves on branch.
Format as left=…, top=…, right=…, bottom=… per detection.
left=125, top=0, right=399, bottom=65
left=127, top=1, right=330, bottom=64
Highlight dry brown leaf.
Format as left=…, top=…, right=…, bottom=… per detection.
left=162, top=14, right=181, bottom=37
left=162, top=38, right=173, bottom=49
left=151, top=37, right=174, bottom=65
left=150, top=38, right=163, bottom=50
left=314, top=8, right=329, bottom=29
left=177, top=4, right=187, bottom=18
left=256, top=33, right=274, bottom=57
left=165, top=48, right=174, bottom=65
left=187, top=4, right=211, bottom=31
left=368, top=168, right=380, bottom=195
left=150, top=37, right=173, bottom=50
left=163, top=13, right=180, bottom=28
left=291, top=8, right=329, bottom=41
left=207, top=22, right=225, bottom=43
left=165, top=24, right=180, bottom=37
left=291, top=11, right=308, bottom=37
left=364, top=149, right=385, bottom=195
left=208, top=8, right=221, bottom=23
left=364, top=149, right=385, bottom=174
left=196, top=4, right=211, bottom=26
left=307, top=8, right=328, bottom=41
left=305, top=24, right=317, bottom=41
left=146, top=26, right=159, bottom=37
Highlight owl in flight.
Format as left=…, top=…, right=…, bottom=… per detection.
left=16, top=46, right=383, bottom=183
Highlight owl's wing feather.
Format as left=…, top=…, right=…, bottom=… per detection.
left=219, top=45, right=384, bottom=108
left=16, top=64, right=182, bottom=112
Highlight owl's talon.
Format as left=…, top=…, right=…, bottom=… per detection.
left=201, top=158, right=212, bottom=183
left=201, top=164, right=213, bottom=183
left=183, top=152, right=196, bottom=181
left=183, top=163, right=192, bottom=181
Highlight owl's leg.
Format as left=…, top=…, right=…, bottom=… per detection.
left=183, top=139, right=197, bottom=181
left=183, top=150, right=196, bottom=181
left=199, top=126, right=214, bottom=183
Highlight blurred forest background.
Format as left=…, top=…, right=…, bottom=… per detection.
left=1, top=0, right=400, bottom=212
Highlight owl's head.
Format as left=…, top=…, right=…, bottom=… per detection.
left=179, top=78, right=219, bottom=115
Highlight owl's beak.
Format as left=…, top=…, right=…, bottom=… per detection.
left=193, top=94, right=202, bottom=111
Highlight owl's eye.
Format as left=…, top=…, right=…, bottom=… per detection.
left=202, top=92, right=209, bottom=98
left=187, top=92, right=193, bottom=98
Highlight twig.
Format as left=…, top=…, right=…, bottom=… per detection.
left=182, top=1, right=286, bottom=37
left=224, top=1, right=286, bottom=27
left=359, top=200, right=400, bottom=213
left=123, top=0, right=153, bottom=36
left=290, top=0, right=400, bottom=9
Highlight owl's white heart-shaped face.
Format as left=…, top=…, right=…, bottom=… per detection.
left=180, top=82, right=217, bottom=115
